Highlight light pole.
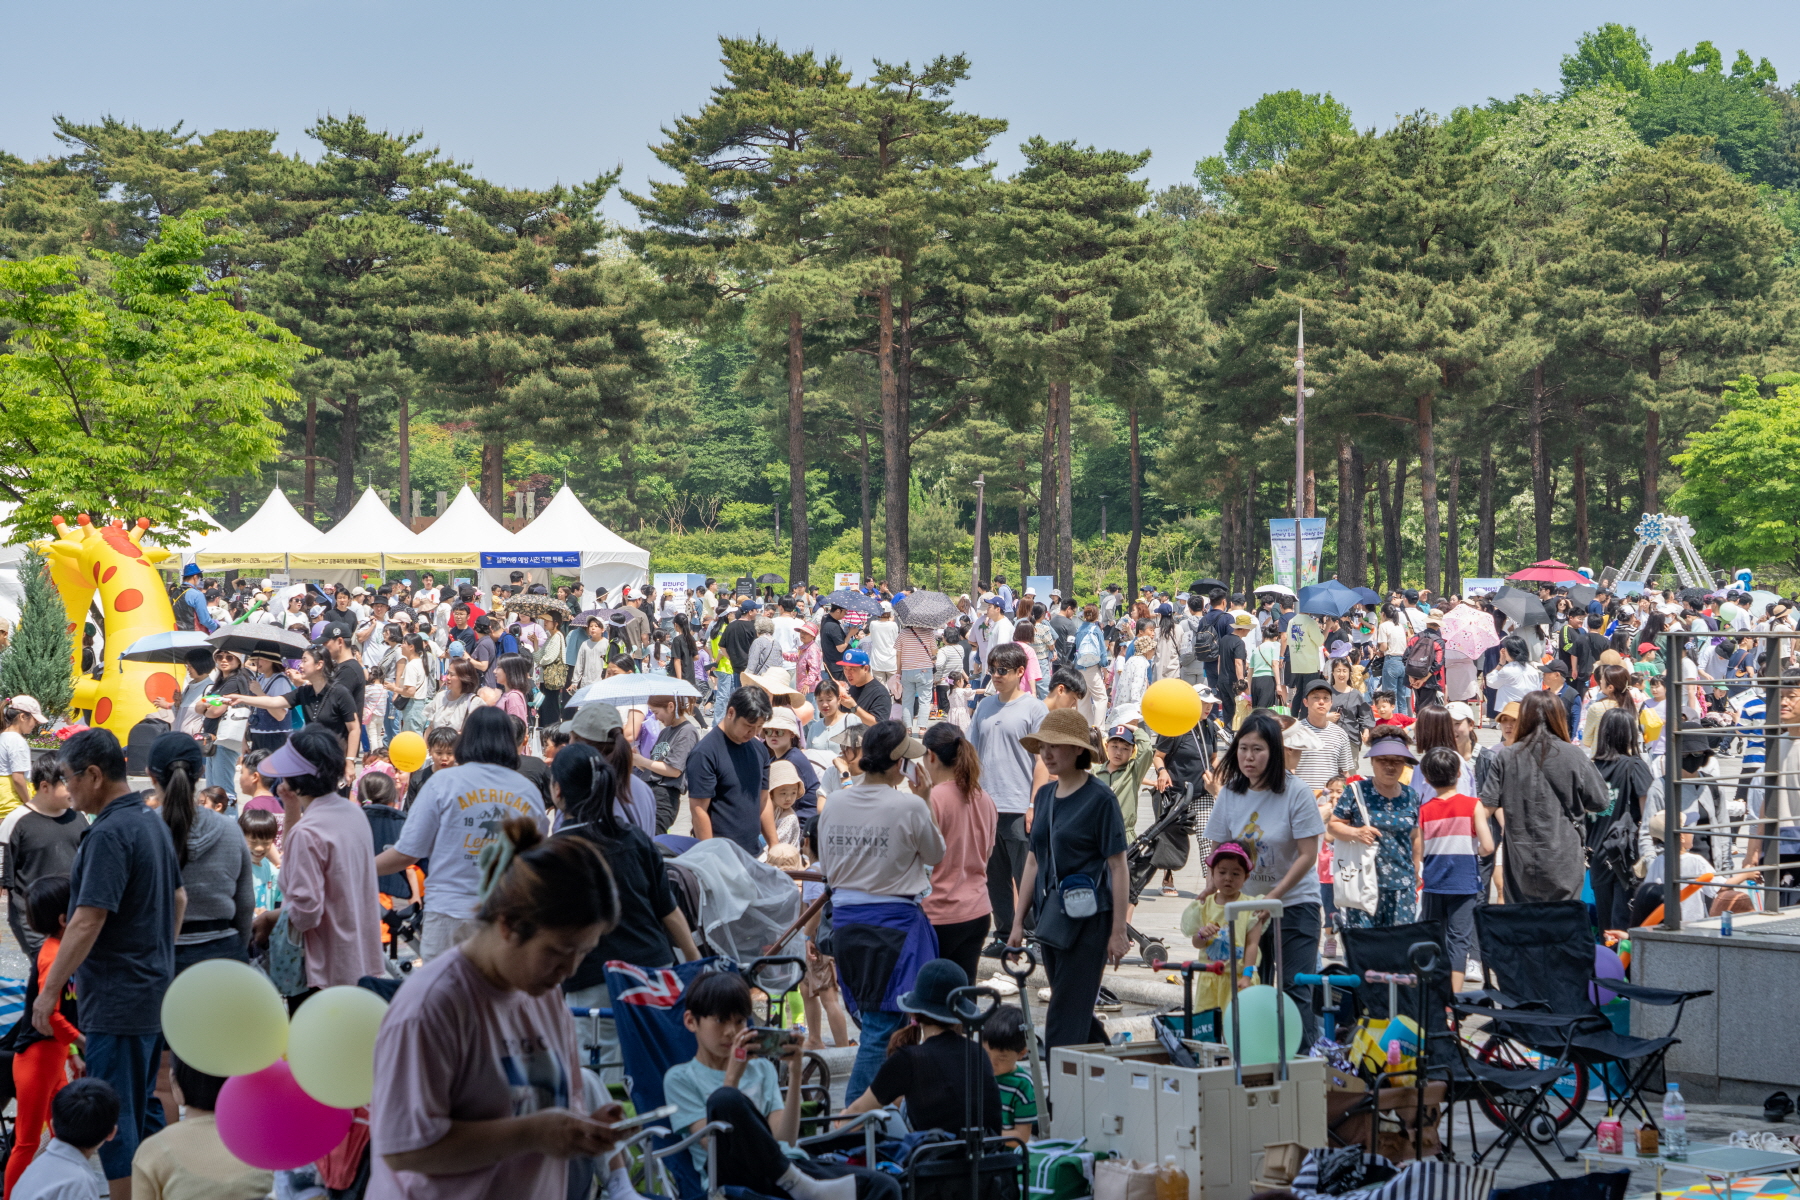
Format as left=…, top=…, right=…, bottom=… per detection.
left=972, top=474, right=986, bottom=598
left=1100, top=495, right=1107, bottom=538
left=1294, top=310, right=1305, bottom=590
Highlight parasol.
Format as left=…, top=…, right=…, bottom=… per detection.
left=1748, top=589, right=1782, bottom=617
left=565, top=675, right=703, bottom=708
left=1493, top=585, right=1551, bottom=627
left=1352, top=586, right=1382, bottom=605
left=756, top=573, right=786, bottom=586
left=575, top=607, right=617, bottom=626
left=1439, top=604, right=1502, bottom=661
left=119, top=631, right=215, bottom=665
left=1297, top=580, right=1359, bottom=618
left=1677, top=587, right=1710, bottom=603
left=1254, top=583, right=1296, bottom=599
left=893, top=590, right=957, bottom=629
left=504, top=595, right=571, bottom=618
left=823, top=587, right=882, bottom=617
left=207, top=625, right=311, bottom=659
left=1190, top=578, right=1229, bottom=595
left=1567, top=584, right=1598, bottom=610
left=1507, top=559, right=1587, bottom=586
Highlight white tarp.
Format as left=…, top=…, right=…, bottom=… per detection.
left=144, top=509, right=227, bottom=566
left=385, top=485, right=515, bottom=581
left=510, top=485, right=649, bottom=594
left=195, top=489, right=320, bottom=572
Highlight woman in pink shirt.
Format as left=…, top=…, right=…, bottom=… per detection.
left=250, top=726, right=385, bottom=995
left=920, top=722, right=998, bottom=983
left=370, top=816, right=627, bottom=1200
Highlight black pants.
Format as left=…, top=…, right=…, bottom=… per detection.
left=706, top=1087, right=899, bottom=1200
left=1040, top=914, right=1112, bottom=1053
left=1289, top=672, right=1320, bottom=716
left=1591, top=869, right=1634, bottom=932
left=986, top=813, right=1030, bottom=936
left=652, top=784, right=682, bottom=836
left=540, top=686, right=567, bottom=728
left=933, top=915, right=992, bottom=985
left=1255, top=900, right=1321, bottom=1050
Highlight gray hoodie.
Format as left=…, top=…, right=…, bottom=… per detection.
left=177, top=806, right=254, bottom=947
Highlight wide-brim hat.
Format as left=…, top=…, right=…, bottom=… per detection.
left=897, top=958, right=971, bottom=1026
left=1019, top=708, right=1096, bottom=755
left=740, top=669, right=804, bottom=705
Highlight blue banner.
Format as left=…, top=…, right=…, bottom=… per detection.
left=480, top=551, right=580, bottom=569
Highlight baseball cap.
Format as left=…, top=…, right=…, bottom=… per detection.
left=1498, top=700, right=1522, bottom=721
left=1300, top=677, right=1333, bottom=699
left=321, top=623, right=351, bottom=643
left=1445, top=701, right=1476, bottom=723
left=563, top=702, right=624, bottom=740
left=5, top=695, right=45, bottom=722
left=842, top=649, right=871, bottom=666
left=446, top=642, right=467, bottom=658
left=1104, top=724, right=1136, bottom=744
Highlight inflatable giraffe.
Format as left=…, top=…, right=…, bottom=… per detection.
left=44, top=515, right=182, bottom=738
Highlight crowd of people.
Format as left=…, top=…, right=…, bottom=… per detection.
left=0, top=562, right=1793, bottom=1199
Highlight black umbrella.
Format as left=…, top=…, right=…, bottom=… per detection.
left=1567, top=584, right=1598, bottom=609
left=1493, top=585, right=1552, bottom=628
left=208, top=624, right=311, bottom=658
left=756, top=573, right=786, bottom=586
left=1677, top=587, right=1710, bottom=603
left=1190, top=578, right=1228, bottom=595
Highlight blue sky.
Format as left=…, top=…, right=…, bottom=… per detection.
left=4, top=0, right=1794, bottom=223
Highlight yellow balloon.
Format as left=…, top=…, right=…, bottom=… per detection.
left=1141, top=677, right=1201, bottom=736
left=288, top=986, right=390, bottom=1109
left=388, top=731, right=427, bottom=774
left=161, top=959, right=287, bottom=1077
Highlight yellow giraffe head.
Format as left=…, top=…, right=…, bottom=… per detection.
left=45, top=515, right=181, bottom=737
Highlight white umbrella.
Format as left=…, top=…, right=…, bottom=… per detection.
left=1254, top=583, right=1296, bottom=598
left=565, top=675, right=702, bottom=708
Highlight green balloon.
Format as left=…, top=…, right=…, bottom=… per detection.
left=1220, top=984, right=1304, bottom=1066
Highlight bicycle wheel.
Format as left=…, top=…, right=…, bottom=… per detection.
left=1475, top=1033, right=1588, bottom=1140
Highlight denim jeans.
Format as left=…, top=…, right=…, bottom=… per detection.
left=383, top=695, right=401, bottom=743
left=899, top=668, right=933, bottom=729
left=88, top=1032, right=166, bottom=1180
left=714, top=671, right=737, bottom=714
left=206, top=744, right=239, bottom=799
left=847, top=1008, right=907, bottom=1105
left=1380, top=656, right=1410, bottom=714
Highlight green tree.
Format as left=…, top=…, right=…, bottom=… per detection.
left=1672, top=374, right=1800, bottom=570
left=626, top=36, right=855, bottom=587
left=1630, top=42, right=1784, bottom=182
left=1195, top=90, right=1355, bottom=201
left=1550, top=136, right=1792, bottom=513
left=808, top=56, right=1006, bottom=588
left=1561, top=24, right=1654, bottom=95
left=0, top=211, right=307, bottom=537
left=977, top=138, right=1177, bottom=594
left=0, top=548, right=73, bottom=718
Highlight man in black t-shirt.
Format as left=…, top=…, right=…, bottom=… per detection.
left=684, top=688, right=775, bottom=855
left=820, top=606, right=850, bottom=681
left=721, top=603, right=760, bottom=678
left=839, top=650, right=893, bottom=725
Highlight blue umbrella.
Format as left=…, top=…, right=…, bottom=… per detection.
left=1353, top=587, right=1381, bottom=606
left=823, top=587, right=882, bottom=617
left=1297, top=581, right=1359, bottom=617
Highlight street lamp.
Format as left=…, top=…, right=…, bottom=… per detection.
left=1100, top=495, right=1107, bottom=538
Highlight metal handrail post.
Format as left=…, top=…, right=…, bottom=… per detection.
left=1663, top=630, right=1681, bottom=931
left=1763, top=634, right=1782, bottom=912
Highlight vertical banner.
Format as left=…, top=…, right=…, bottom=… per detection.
left=1268, top=518, right=1328, bottom=589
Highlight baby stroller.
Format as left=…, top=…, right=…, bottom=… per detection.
left=1122, top=784, right=1198, bottom=967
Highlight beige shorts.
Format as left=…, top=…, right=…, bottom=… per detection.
left=421, top=910, right=473, bottom=961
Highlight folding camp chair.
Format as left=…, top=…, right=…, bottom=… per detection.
left=1341, top=923, right=1579, bottom=1179
left=1471, top=901, right=1712, bottom=1150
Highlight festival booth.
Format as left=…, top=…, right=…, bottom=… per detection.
left=288, top=488, right=420, bottom=588
left=509, top=484, right=649, bottom=594
left=0, top=503, right=31, bottom=626
left=195, top=488, right=321, bottom=575
left=144, top=509, right=227, bottom=568
left=384, top=485, right=518, bottom=590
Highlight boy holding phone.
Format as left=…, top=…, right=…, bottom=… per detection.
left=664, top=973, right=895, bottom=1200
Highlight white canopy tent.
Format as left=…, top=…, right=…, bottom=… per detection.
left=195, top=488, right=320, bottom=573
left=510, top=485, right=649, bottom=594
left=0, top=503, right=27, bottom=625
left=289, top=487, right=420, bottom=586
left=386, top=485, right=520, bottom=588
left=144, top=510, right=227, bottom=567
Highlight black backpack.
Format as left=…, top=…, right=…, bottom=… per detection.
left=1403, top=631, right=1441, bottom=682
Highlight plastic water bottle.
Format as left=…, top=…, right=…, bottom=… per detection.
left=1663, top=1082, right=1689, bottom=1160
left=1722, top=909, right=1734, bottom=937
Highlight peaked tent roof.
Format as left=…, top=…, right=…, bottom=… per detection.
left=386, top=485, right=516, bottom=570
left=512, top=486, right=648, bottom=566
left=145, top=510, right=227, bottom=563
left=195, top=489, right=321, bottom=570
left=290, top=488, right=420, bottom=569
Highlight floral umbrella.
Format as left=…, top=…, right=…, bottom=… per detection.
left=1440, top=604, right=1502, bottom=661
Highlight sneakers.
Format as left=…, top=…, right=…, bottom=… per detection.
left=981, top=938, right=1010, bottom=959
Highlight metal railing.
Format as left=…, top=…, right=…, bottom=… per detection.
left=1660, top=628, right=1798, bottom=930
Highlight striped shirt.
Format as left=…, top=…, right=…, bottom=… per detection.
left=995, top=1067, right=1038, bottom=1129
left=1420, top=792, right=1481, bottom=894
left=1295, top=720, right=1358, bottom=791
left=897, top=625, right=937, bottom=672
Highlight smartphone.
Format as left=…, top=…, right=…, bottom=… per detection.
left=747, top=1026, right=803, bottom=1057
left=603, top=1103, right=676, bottom=1133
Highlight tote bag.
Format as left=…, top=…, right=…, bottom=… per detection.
left=1332, top=782, right=1381, bottom=915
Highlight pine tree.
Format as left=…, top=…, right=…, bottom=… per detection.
left=0, top=548, right=73, bottom=719
left=626, top=37, right=855, bottom=587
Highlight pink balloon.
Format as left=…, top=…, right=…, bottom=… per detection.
left=216, top=1061, right=354, bottom=1170
left=1589, top=943, right=1626, bottom=1006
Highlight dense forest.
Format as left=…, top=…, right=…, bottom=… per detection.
left=1, top=23, right=1797, bottom=593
